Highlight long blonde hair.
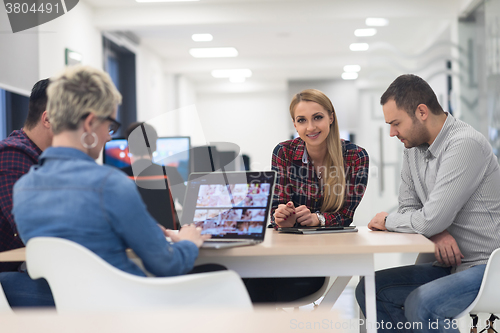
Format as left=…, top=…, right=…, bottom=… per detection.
left=290, top=89, right=346, bottom=212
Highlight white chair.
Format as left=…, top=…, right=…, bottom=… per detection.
left=25, top=237, right=252, bottom=313
left=0, top=281, right=13, bottom=313
left=454, top=248, right=500, bottom=319
left=416, top=248, right=500, bottom=331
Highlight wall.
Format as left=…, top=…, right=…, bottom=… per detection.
left=136, top=45, right=175, bottom=134
left=0, top=9, right=39, bottom=95
left=196, top=91, right=289, bottom=170
left=288, top=80, right=360, bottom=136
left=37, top=1, right=102, bottom=79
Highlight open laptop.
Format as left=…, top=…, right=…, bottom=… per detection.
left=181, top=171, right=276, bottom=249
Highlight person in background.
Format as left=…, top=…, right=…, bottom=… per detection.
left=0, top=79, right=52, bottom=271
left=244, top=89, right=369, bottom=303
left=0, top=79, right=54, bottom=307
left=356, top=74, right=500, bottom=333
left=13, top=65, right=209, bottom=280
left=121, top=122, right=186, bottom=210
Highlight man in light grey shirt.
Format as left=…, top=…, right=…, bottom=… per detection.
left=356, top=74, right=500, bottom=333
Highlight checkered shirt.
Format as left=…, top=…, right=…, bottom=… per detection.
left=0, top=130, right=42, bottom=272
left=270, top=137, right=369, bottom=227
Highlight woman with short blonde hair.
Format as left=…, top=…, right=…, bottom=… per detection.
left=14, top=65, right=209, bottom=279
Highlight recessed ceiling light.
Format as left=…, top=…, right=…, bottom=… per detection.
left=229, top=77, right=246, bottom=83
left=189, top=47, right=238, bottom=58
left=212, top=69, right=252, bottom=78
left=342, top=72, right=358, bottom=80
left=192, top=34, right=213, bottom=42
left=349, top=43, right=369, bottom=51
left=136, top=0, right=199, bottom=2
left=365, top=18, right=389, bottom=26
left=354, top=28, right=377, bottom=37
left=343, top=65, right=361, bottom=72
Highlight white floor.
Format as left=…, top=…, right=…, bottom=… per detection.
left=282, top=277, right=361, bottom=333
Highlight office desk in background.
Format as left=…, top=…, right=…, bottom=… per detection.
left=0, top=227, right=434, bottom=333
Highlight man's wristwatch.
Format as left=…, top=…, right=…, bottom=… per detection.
left=316, top=212, right=326, bottom=227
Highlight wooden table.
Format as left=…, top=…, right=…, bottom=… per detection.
left=0, top=227, right=434, bottom=333
left=195, top=226, right=434, bottom=333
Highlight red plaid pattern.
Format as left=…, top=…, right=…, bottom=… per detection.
left=271, top=137, right=369, bottom=227
left=0, top=130, right=42, bottom=272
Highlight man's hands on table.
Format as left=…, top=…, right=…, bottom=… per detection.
left=368, top=212, right=388, bottom=231
left=367, top=212, right=463, bottom=267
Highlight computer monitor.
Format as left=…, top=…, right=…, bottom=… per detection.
left=103, top=136, right=191, bottom=182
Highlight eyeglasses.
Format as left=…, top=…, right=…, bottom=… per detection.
left=105, top=116, right=121, bottom=136
left=81, top=113, right=121, bottom=136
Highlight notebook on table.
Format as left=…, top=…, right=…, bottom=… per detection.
left=180, top=171, right=276, bottom=249
left=278, top=226, right=358, bottom=234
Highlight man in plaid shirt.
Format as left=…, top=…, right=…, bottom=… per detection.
left=0, top=79, right=54, bottom=307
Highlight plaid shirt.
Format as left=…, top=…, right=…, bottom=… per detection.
left=0, top=130, right=42, bottom=272
left=271, top=137, right=369, bottom=227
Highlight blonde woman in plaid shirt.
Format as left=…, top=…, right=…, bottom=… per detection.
left=272, top=89, right=369, bottom=229
left=244, top=89, right=369, bottom=303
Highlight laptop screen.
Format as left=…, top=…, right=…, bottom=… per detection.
left=181, top=171, right=276, bottom=240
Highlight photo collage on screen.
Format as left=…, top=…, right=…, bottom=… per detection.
left=193, top=183, right=271, bottom=236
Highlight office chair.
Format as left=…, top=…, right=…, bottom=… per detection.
left=416, top=248, right=500, bottom=332
left=454, top=248, right=500, bottom=332
left=275, top=277, right=332, bottom=310
left=25, top=237, right=253, bottom=313
left=0, top=282, right=13, bottom=313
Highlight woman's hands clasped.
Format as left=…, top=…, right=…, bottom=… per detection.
left=274, top=201, right=320, bottom=227
left=274, top=201, right=296, bottom=227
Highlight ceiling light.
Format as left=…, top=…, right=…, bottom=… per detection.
left=136, top=0, right=199, bottom=2
left=189, top=47, right=238, bottom=58
left=354, top=28, right=377, bottom=37
left=349, top=43, right=369, bottom=51
left=343, top=65, right=361, bottom=72
left=211, top=69, right=252, bottom=78
left=229, top=77, right=246, bottom=83
left=342, top=72, right=358, bottom=80
left=365, top=18, right=389, bottom=26
left=192, top=34, right=213, bottom=42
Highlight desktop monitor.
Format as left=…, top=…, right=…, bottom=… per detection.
left=103, top=136, right=191, bottom=182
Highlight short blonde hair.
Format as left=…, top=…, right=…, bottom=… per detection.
left=47, top=65, right=122, bottom=134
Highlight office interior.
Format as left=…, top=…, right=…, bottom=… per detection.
left=1, top=0, right=499, bottom=330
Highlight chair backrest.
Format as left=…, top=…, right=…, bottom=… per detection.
left=455, top=248, right=500, bottom=318
left=26, top=237, right=252, bottom=313
left=0, top=282, right=13, bottom=313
